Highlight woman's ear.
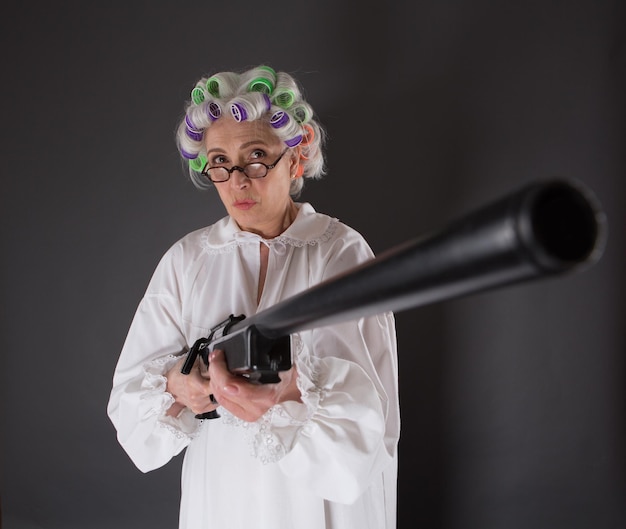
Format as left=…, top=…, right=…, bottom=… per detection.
left=291, top=124, right=314, bottom=179
left=289, top=146, right=304, bottom=179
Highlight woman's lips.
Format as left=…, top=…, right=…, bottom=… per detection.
left=233, top=199, right=256, bottom=210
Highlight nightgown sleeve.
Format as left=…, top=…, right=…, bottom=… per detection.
left=107, top=244, right=202, bottom=472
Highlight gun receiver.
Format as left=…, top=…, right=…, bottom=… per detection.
left=182, top=178, right=606, bottom=419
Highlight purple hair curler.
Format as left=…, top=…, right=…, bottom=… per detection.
left=207, top=101, right=222, bottom=121
left=230, top=102, right=248, bottom=122
left=180, top=148, right=198, bottom=160
left=185, top=128, right=204, bottom=141
left=185, top=114, right=202, bottom=133
left=270, top=110, right=289, bottom=129
left=284, top=135, right=303, bottom=148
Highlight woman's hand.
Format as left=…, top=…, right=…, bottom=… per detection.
left=208, top=349, right=302, bottom=422
left=165, top=356, right=219, bottom=417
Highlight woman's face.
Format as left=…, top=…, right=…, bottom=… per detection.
left=203, top=116, right=299, bottom=238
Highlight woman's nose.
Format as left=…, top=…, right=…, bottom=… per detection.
left=230, top=167, right=249, bottom=188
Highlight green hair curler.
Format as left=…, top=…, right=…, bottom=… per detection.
left=189, top=154, right=207, bottom=172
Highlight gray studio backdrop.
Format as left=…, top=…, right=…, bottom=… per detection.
left=1, top=2, right=624, bottom=528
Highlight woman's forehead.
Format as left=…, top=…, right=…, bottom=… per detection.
left=204, top=118, right=279, bottom=150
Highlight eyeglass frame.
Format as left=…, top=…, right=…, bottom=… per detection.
left=201, top=148, right=290, bottom=183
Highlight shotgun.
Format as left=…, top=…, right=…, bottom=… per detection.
left=182, top=179, right=606, bottom=418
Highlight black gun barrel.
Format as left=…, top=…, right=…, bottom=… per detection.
left=230, top=179, right=606, bottom=339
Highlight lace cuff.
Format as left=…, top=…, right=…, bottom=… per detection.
left=141, top=354, right=200, bottom=438
left=221, top=334, right=322, bottom=464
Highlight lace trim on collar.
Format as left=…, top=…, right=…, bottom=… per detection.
left=200, top=213, right=338, bottom=256
left=273, top=220, right=338, bottom=248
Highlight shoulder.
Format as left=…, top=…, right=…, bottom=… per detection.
left=163, top=215, right=237, bottom=257
left=286, top=203, right=375, bottom=277
left=144, top=216, right=233, bottom=294
left=148, top=216, right=233, bottom=276
left=280, top=203, right=370, bottom=251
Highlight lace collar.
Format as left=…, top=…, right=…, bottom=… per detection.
left=200, top=203, right=338, bottom=254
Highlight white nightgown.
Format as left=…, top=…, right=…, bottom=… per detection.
left=108, top=202, right=400, bottom=529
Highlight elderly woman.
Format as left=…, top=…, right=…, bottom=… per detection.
left=108, top=65, right=400, bottom=529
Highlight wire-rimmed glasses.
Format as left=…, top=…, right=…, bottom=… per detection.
left=201, top=149, right=289, bottom=183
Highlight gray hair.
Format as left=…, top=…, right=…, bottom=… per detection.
left=175, top=66, right=326, bottom=197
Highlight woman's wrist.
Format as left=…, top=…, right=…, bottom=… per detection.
left=164, top=360, right=187, bottom=417
left=166, top=400, right=186, bottom=417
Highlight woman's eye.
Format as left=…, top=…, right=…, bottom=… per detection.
left=211, top=155, right=228, bottom=165
left=250, top=149, right=266, bottom=160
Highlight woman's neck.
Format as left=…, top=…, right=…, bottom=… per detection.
left=244, top=201, right=298, bottom=239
